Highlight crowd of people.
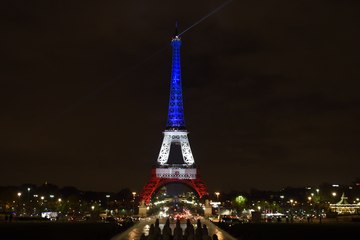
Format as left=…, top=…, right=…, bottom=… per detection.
left=140, top=218, right=219, bottom=240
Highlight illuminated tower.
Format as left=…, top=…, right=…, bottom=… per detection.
left=140, top=26, right=208, bottom=204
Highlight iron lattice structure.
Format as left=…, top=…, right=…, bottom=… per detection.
left=157, top=131, right=194, bottom=165
left=140, top=32, right=208, bottom=204
left=166, top=36, right=185, bottom=129
left=141, top=168, right=208, bottom=204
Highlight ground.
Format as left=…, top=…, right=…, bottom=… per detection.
left=0, top=221, right=132, bottom=240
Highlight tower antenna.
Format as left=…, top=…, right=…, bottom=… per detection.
left=174, top=21, right=179, bottom=37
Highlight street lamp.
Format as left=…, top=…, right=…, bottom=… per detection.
left=105, top=194, right=111, bottom=215
left=214, top=192, right=220, bottom=219
left=132, top=192, right=136, bottom=215
left=17, top=192, right=22, bottom=214
left=215, top=192, right=220, bottom=201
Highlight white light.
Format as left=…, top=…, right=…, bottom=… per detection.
left=332, top=184, right=339, bottom=187
left=157, top=131, right=194, bottom=165
left=58, top=198, right=62, bottom=202
left=49, top=195, right=54, bottom=198
left=106, top=195, right=110, bottom=198
left=17, top=192, right=22, bottom=197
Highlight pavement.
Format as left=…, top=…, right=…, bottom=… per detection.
left=111, top=216, right=237, bottom=240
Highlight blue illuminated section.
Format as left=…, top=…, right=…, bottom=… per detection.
left=166, top=36, right=186, bottom=130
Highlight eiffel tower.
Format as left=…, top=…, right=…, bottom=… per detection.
left=139, top=25, right=208, bottom=204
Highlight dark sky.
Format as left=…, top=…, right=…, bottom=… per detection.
left=1, top=0, right=360, bottom=193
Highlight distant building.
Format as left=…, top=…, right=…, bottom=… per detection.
left=329, top=193, right=360, bottom=214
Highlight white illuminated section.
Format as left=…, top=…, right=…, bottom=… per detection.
left=156, top=167, right=196, bottom=179
left=157, top=130, right=195, bottom=165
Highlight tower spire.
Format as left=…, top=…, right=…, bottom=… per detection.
left=174, top=21, right=179, bottom=37
left=166, top=23, right=185, bottom=130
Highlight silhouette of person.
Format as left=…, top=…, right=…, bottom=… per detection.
left=187, top=230, right=195, bottom=240
left=184, top=218, right=194, bottom=239
left=162, top=218, right=172, bottom=240
left=140, top=233, right=147, bottom=240
left=173, top=219, right=183, bottom=240
left=202, top=224, right=209, bottom=237
left=148, top=223, right=155, bottom=240
left=212, top=234, right=219, bottom=240
left=154, top=218, right=161, bottom=239
left=195, top=219, right=202, bottom=240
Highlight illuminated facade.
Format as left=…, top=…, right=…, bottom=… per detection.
left=329, top=193, right=360, bottom=214
left=140, top=29, right=208, bottom=204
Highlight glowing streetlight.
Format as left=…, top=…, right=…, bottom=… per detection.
left=132, top=192, right=136, bottom=214
left=215, top=192, right=220, bottom=201
left=17, top=192, right=22, bottom=197
left=91, top=205, right=95, bottom=211
left=332, top=192, right=337, bottom=197
left=58, top=198, right=62, bottom=202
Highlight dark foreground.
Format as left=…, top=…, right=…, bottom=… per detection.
left=2, top=221, right=360, bottom=240
left=0, top=222, right=133, bottom=240
left=217, top=222, right=360, bottom=240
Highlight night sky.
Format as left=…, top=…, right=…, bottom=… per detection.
left=1, top=0, right=360, bottom=193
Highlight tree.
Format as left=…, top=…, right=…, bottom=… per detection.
left=233, top=195, right=247, bottom=212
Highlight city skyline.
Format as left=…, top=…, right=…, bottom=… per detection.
left=1, top=0, right=359, bottom=193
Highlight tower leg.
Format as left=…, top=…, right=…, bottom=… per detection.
left=140, top=167, right=208, bottom=204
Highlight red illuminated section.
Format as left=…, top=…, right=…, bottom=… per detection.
left=140, top=167, right=208, bottom=204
